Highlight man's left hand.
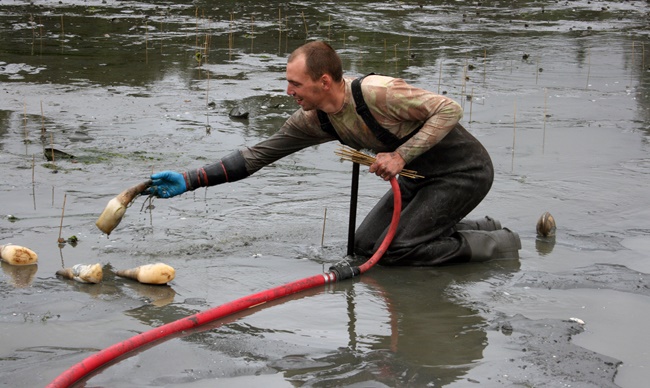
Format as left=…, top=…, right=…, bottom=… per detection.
left=369, top=152, right=406, bottom=181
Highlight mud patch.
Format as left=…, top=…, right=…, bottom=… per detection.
left=516, top=263, right=650, bottom=296
left=479, top=314, right=621, bottom=388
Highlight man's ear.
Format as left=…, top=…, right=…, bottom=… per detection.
left=320, top=74, right=332, bottom=90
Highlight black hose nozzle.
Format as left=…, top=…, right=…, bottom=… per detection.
left=329, top=262, right=360, bottom=281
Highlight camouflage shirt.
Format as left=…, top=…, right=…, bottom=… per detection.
left=241, top=74, right=463, bottom=174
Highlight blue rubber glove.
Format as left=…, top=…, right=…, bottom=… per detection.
left=145, top=171, right=187, bottom=198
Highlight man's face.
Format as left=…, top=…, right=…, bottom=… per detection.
left=286, top=55, right=324, bottom=111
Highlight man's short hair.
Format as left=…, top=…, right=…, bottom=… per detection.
left=288, top=41, right=343, bottom=82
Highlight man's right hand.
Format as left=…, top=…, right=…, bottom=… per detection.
left=370, top=152, right=406, bottom=181
left=145, top=171, right=187, bottom=198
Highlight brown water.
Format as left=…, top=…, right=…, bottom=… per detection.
left=1, top=1, right=649, bottom=387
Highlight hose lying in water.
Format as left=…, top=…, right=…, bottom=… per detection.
left=47, top=177, right=401, bottom=388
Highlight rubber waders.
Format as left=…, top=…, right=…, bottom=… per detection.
left=458, top=228, right=521, bottom=262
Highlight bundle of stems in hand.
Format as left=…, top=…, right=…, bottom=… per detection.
left=335, top=146, right=423, bottom=179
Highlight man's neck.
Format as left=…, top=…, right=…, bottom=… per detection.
left=320, top=80, right=346, bottom=114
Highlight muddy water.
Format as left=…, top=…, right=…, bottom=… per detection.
left=1, top=1, right=649, bottom=387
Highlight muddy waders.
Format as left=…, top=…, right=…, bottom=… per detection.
left=354, top=123, right=522, bottom=266
left=454, top=215, right=501, bottom=231
left=456, top=227, right=521, bottom=262
left=455, top=216, right=522, bottom=262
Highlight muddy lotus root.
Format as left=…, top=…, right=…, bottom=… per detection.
left=0, top=244, right=38, bottom=266
left=56, top=263, right=103, bottom=284
left=96, top=180, right=151, bottom=236
left=116, top=263, right=176, bottom=285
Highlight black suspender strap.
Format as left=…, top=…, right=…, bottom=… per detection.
left=317, top=74, right=419, bottom=150
left=317, top=109, right=345, bottom=144
left=351, top=75, right=404, bottom=150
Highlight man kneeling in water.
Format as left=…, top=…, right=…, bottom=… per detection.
left=146, top=41, right=521, bottom=265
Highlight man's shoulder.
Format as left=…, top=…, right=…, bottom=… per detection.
left=361, top=74, right=403, bottom=89
left=344, top=73, right=395, bottom=83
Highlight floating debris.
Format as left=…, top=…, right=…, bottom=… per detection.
left=229, top=106, right=249, bottom=119
left=43, top=147, right=75, bottom=161
left=568, top=317, right=585, bottom=325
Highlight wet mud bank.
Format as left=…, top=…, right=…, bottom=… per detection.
left=456, top=263, right=650, bottom=387
left=486, top=315, right=621, bottom=387
left=1, top=1, right=650, bottom=387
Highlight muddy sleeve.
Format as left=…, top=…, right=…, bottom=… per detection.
left=240, top=109, right=337, bottom=174
left=183, top=150, right=249, bottom=190
left=182, top=110, right=334, bottom=189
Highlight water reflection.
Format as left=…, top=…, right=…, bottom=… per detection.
left=51, top=261, right=177, bottom=305
left=1, top=261, right=38, bottom=288
left=121, top=280, right=177, bottom=308
left=535, top=236, right=556, bottom=256
left=113, top=261, right=521, bottom=387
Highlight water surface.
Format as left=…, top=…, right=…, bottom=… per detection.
left=1, top=1, right=649, bottom=387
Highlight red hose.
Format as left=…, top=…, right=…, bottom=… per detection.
left=358, top=178, right=401, bottom=274
left=47, top=177, right=401, bottom=388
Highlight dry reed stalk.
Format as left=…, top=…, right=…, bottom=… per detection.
left=50, top=133, right=55, bottom=169
left=205, top=31, right=211, bottom=59
left=334, top=146, right=423, bottom=179
left=60, top=14, right=64, bottom=51
left=301, top=12, right=308, bottom=38
left=407, top=36, right=411, bottom=61
left=195, top=7, right=199, bottom=48
left=278, top=8, right=282, bottom=54
left=461, top=60, right=468, bottom=109
left=32, top=157, right=36, bottom=210
left=250, top=15, right=254, bottom=52
left=40, top=100, right=45, bottom=133
left=229, top=12, right=234, bottom=60
left=160, top=18, right=163, bottom=54
left=30, top=14, right=35, bottom=55
left=321, top=207, right=327, bottom=246
left=58, top=193, right=67, bottom=243
left=511, top=99, right=517, bottom=171
left=469, top=87, right=474, bottom=123
left=145, top=19, right=148, bottom=65
left=328, top=15, right=331, bottom=42
left=285, top=16, right=288, bottom=53
left=204, top=32, right=210, bottom=118
left=543, top=88, right=548, bottom=154
left=39, top=16, right=43, bottom=57
left=23, top=99, right=27, bottom=138
left=586, top=48, right=591, bottom=89
left=483, top=49, right=487, bottom=84
left=438, top=60, right=443, bottom=94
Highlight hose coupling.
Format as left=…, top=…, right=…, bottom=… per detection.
left=329, top=261, right=360, bottom=281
